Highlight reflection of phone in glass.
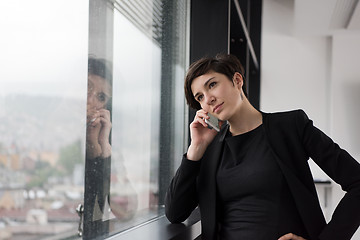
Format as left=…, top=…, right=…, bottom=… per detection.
left=205, top=113, right=220, bottom=132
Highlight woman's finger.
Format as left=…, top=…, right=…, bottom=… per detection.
left=191, top=115, right=207, bottom=128
left=87, top=110, right=100, bottom=122
left=98, top=109, right=111, bottom=120
left=195, top=110, right=209, bottom=119
left=278, top=233, right=306, bottom=240
left=89, top=117, right=101, bottom=127
left=192, top=110, right=210, bottom=127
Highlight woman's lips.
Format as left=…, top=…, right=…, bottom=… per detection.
left=213, top=103, right=223, bottom=113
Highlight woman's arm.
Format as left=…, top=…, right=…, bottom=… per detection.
left=298, top=110, right=360, bottom=240
left=165, top=110, right=221, bottom=223
left=165, top=155, right=201, bottom=223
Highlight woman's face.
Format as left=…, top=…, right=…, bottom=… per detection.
left=191, top=71, right=243, bottom=121
left=87, top=74, right=112, bottom=110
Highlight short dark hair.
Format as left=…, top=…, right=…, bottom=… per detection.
left=88, top=56, right=113, bottom=111
left=88, top=56, right=113, bottom=85
left=184, top=53, right=246, bottom=110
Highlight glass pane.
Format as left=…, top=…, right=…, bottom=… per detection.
left=0, top=0, right=188, bottom=239
left=83, top=0, right=189, bottom=238
left=0, top=0, right=89, bottom=239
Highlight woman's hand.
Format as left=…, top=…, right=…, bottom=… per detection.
left=187, top=109, right=223, bottom=161
left=86, top=108, right=112, bottom=158
left=278, top=233, right=307, bottom=240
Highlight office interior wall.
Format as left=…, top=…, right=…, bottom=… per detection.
left=261, top=0, right=360, bottom=238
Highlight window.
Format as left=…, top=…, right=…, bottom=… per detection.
left=0, top=1, right=88, bottom=239
left=0, top=0, right=189, bottom=239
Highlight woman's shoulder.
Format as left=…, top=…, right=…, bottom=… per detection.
left=263, top=109, right=308, bottom=120
left=262, top=109, right=310, bottom=129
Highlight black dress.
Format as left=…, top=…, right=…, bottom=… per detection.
left=216, top=125, right=308, bottom=240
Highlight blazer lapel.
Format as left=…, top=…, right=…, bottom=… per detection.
left=198, top=125, right=228, bottom=239
left=272, top=151, right=326, bottom=239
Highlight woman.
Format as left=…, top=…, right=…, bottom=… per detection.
left=86, top=57, right=112, bottom=159
left=84, top=57, right=113, bottom=238
left=165, top=54, right=360, bottom=240
left=84, top=57, right=137, bottom=239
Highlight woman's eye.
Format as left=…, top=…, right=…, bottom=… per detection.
left=209, top=82, right=216, bottom=88
left=97, top=93, right=106, bottom=102
left=197, top=95, right=203, bottom=102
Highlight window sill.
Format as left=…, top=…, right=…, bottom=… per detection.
left=107, top=208, right=201, bottom=240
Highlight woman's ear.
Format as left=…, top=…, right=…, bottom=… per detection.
left=232, top=72, right=243, bottom=90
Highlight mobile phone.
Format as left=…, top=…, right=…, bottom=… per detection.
left=205, top=113, right=220, bottom=132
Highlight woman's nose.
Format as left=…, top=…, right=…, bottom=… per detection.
left=205, top=95, right=215, bottom=105
left=87, top=92, right=98, bottom=107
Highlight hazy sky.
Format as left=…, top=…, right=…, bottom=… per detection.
left=0, top=0, right=89, bottom=99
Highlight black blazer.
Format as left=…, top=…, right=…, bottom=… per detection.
left=165, top=110, right=360, bottom=240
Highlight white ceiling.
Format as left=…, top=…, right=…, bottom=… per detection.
left=293, top=0, right=360, bottom=36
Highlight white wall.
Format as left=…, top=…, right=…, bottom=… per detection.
left=261, top=0, right=360, bottom=238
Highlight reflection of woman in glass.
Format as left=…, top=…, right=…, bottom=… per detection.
left=84, top=57, right=113, bottom=238
left=84, top=57, right=137, bottom=239
left=86, top=58, right=112, bottom=159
